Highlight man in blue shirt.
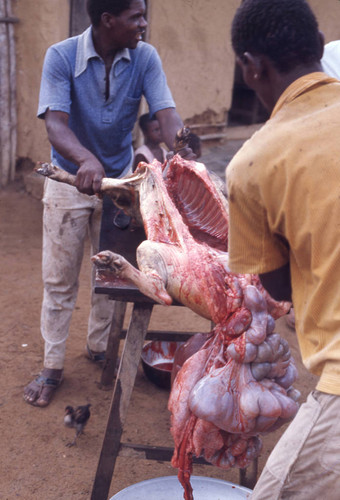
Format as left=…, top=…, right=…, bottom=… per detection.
left=24, top=0, right=192, bottom=407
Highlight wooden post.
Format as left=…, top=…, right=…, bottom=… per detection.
left=100, top=301, right=127, bottom=388
left=91, top=302, right=154, bottom=500
left=0, top=0, right=17, bottom=187
left=69, top=0, right=90, bottom=36
left=239, top=458, right=258, bottom=490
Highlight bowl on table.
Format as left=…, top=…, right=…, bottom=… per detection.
left=110, top=475, right=252, bottom=499
left=141, top=340, right=184, bottom=390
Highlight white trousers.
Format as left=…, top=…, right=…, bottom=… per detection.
left=41, top=179, right=115, bottom=369
left=251, top=390, right=340, bottom=499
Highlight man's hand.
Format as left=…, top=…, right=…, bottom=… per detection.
left=156, top=109, right=196, bottom=160
left=173, top=146, right=197, bottom=161
left=260, top=262, right=292, bottom=302
left=75, top=158, right=105, bottom=195
left=173, top=126, right=197, bottom=160
left=166, top=147, right=196, bottom=162
left=45, top=109, right=105, bottom=194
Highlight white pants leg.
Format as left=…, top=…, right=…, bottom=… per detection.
left=41, top=179, right=114, bottom=369
left=86, top=199, right=115, bottom=354
left=251, top=390, right=340, bottom=500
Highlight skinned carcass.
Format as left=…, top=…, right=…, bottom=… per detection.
left=36, top=155, right=298, bottom=500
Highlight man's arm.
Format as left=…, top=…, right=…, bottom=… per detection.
left=259, top=262, right=292, bottom=302
left=45, top=109, right=105, bottom=194
left=155, top=108, right=196, bottom=160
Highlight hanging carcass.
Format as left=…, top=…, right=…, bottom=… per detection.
left=35, top=153, right=298, bottom=500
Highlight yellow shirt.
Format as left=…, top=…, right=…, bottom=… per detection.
left=227, top=73, right=340, bottom=395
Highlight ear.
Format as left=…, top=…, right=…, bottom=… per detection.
left=237, top=52, right=264, bottom=87
left=318, top=31, right=325, bottom=59
left=101, top=12, right=115, bottom=29
left=244, top=52, right=264, bottom=80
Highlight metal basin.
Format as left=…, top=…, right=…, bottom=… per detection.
left=110, top=475, right=252, bottom=499
left=141, top=340, right=184, bottom=390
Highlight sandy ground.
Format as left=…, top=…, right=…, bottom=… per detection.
left=0, top=171, right=318, bottom=500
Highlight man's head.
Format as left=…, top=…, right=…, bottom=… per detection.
left=87, top=0, right=133, bottom=27
left=87, top=0, right=147, bottom=51
left=231, top=0, right=324, bottom=111
left=232, top=0, right=323, bottom=74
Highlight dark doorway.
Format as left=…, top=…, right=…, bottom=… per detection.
left=228, top=63, right=269, bottom=126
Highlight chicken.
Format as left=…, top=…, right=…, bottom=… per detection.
left=64, top=404, right=91, bottom=447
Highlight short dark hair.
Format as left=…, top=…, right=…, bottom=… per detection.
left=138, top=113, right=157, bottom=133
left=87, top=0, right=133, bottom=26
left=231, top=0, right=322, bottom=73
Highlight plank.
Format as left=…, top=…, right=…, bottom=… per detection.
left=91, top=302, right=154, bottom=499
left=118, top=443, right=210, bottom=465
left=100, top=301, right=127, bottom=387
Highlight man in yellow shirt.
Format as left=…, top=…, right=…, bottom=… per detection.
left=227, top=0, right=340, bottom=498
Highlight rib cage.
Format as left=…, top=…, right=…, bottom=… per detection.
left=165, top=158, right=229, bottom=250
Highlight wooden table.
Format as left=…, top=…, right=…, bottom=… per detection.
left=90, top=197, right=257, bottom=499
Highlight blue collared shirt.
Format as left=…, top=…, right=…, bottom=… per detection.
left=37, top=27, right=175, bottom=177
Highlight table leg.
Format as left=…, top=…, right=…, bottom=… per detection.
left=91, top=301, right=154, bottom=500
left=239, top=457, right=258, bottom=489
left=100, top=301, right=127, bottom=388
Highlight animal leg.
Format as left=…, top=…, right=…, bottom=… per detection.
left=92, top=250, right=172, bottom=305
left=66, top=431, right=79, bottom=447
left=35, top=163, right=76, bottom=186
left=66, top=438, right=76, bottom=447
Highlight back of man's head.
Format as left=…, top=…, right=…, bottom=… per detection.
left=87, top=0, right=133, bottom=26
left=232, top=0, right=322, bottom=73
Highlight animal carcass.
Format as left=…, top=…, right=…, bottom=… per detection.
left=36, top=156, right=298, bottom=500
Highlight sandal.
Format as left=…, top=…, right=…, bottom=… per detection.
left=23, top=370, right=63, bottom=407
left=86, top=344, right=106, bottom=364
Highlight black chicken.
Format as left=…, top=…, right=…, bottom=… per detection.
left=64, top=404, right=91, bottom=447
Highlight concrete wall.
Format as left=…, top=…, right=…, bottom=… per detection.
left=310, top=0, right=340, bottom=43
left=147, top=0, right=240, bottom=125
left=10, top=0, right=340, bottom=166
left=147, top=0, right=340, bottom=126
left=13, top=0, right=69, bottom=163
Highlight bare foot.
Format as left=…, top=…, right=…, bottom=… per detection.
left=23, top=368, right=63, bottom=407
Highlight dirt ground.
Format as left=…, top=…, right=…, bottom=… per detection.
left=0, top=172, right=318, bottom=500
